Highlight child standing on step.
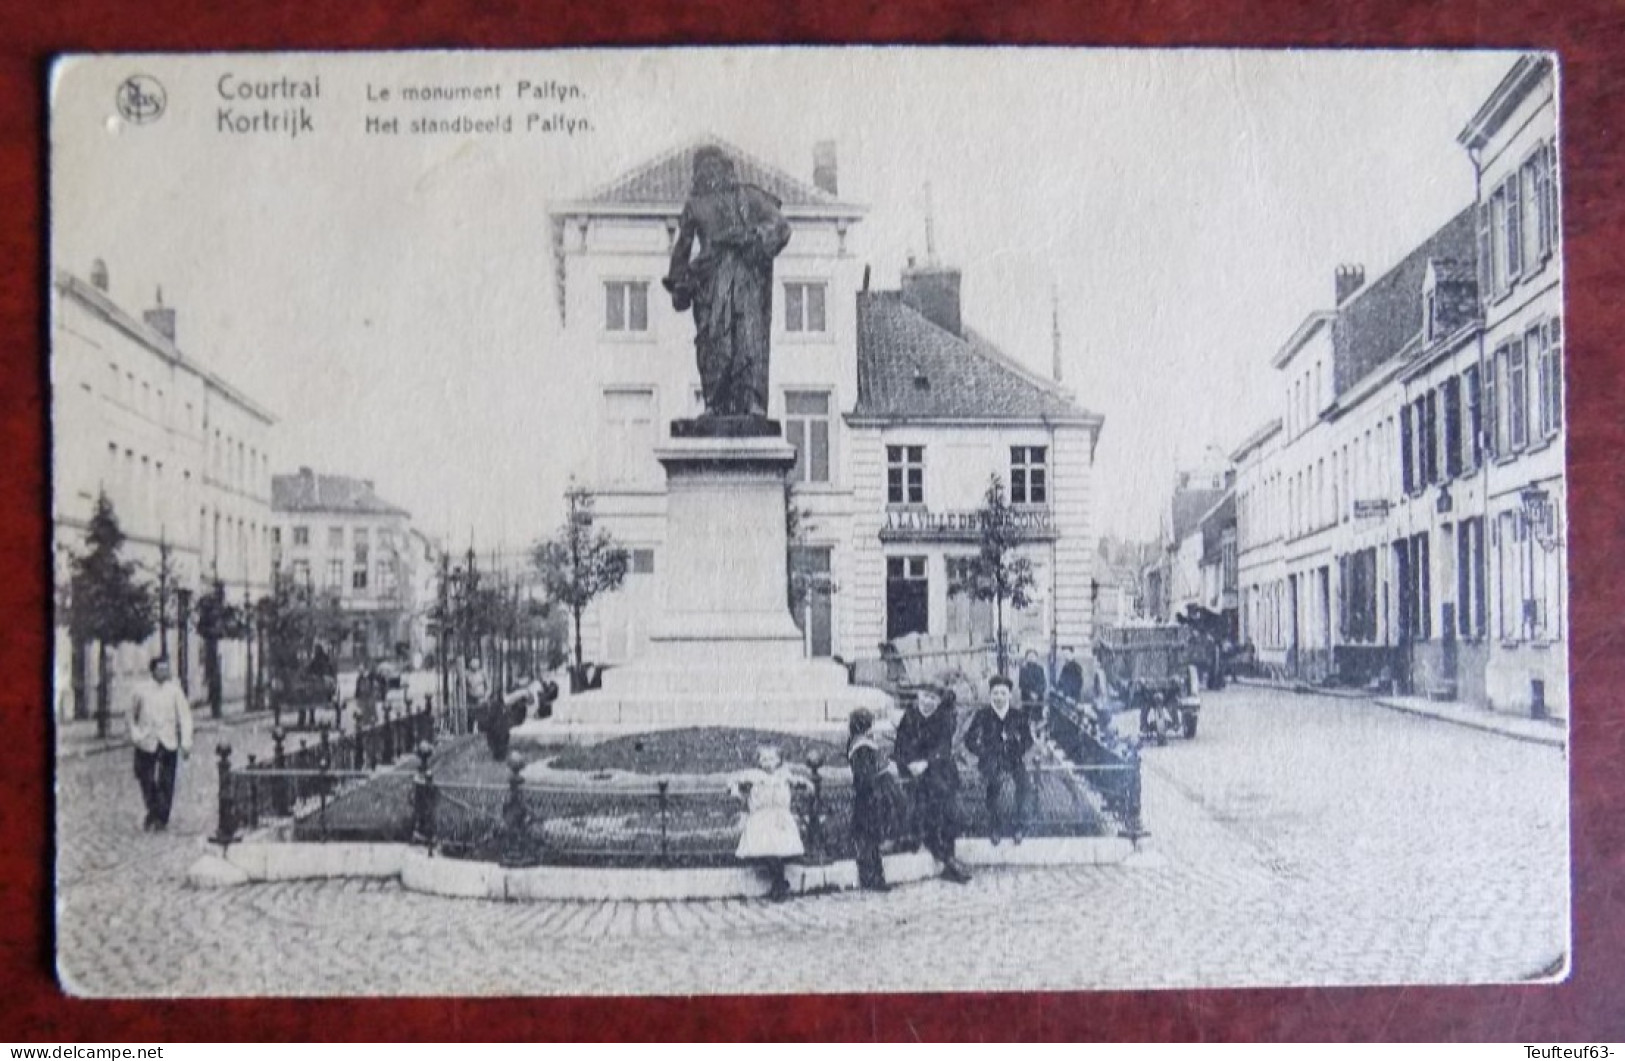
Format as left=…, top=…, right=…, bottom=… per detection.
left=731, top=745, right=810, bottom=901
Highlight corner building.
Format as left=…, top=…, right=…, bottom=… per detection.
left=550, top=137, right=1102, bottom=669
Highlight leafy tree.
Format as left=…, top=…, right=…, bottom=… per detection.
left=67, top=494, right=155, bottom=737
left=947, top=475, right=1037, bottom=674
left=259, top=576, right=347, bottom=689
left=194, top=578, right=249, bottom=719
left=533, top=482, right=629, bottom=675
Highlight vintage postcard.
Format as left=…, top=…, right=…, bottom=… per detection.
left=49, top=49, right=1568, bottom=997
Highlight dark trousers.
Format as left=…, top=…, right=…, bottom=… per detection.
left=855, top=832, right=886, bottom=888
left=981, top=763, right=1031, bottom=837
left=133, top=747, right=178, bottom=827
left=911, top=778, right=960, bottom=865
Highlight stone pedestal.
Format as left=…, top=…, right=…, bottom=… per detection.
left=538, top=428, right=891, bottom=735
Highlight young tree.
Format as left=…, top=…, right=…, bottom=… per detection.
left=948, top=475, right=1037, bottom=674
left=67, top=494, right=155, bottom=738
left=194, top=578, right=249, bottom=719
left=533, top=482, right=629, bottom=678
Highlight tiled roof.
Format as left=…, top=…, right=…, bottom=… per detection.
left=852, top=292, right=1099, bottom=423
left=1332, top=207, right=1475, bottom=397
left=1171, top=488, right=1226, bottom=545
left=571, top=135, right=850, bottom=210
left=272, top=471, right=409, bottom=517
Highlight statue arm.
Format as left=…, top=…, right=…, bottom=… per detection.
left=746, top=188, right=791, bottom=263
left=663, top=205, right=699, bottom=309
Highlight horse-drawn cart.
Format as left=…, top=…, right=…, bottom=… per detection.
left=1092, top=623, right=1204, bottom=745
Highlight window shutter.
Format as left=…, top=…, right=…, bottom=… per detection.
left=1399, top=404, right=1414, bottom=493
left=1484, top=351, right=1499, bottom=458
left=1477, top=202, right=1494, bottom=299
left=1505, top=176, right=1524, bottom=280
left=1533, top=147, right=1552, bottom=258
left=1547, top=141, right=1561, bottom=249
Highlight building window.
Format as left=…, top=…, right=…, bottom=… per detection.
left=291, top=559, right=311, bottom=587
left=352, top=564, right=368, bottom=591
left=354, top=540, right=369, bottom=571
left=1464, top=365, right=1483, bottom=469
left=784, top=282, right=827, bottom=334
left=1457, top=517, right=1486, bottom=639
left=1442, top=377, right=1463, bottom=478
left=1010, top=446, right=1048, bottom=505
left=885, top=555, right=929, bottom=640
left=1538, top=317, right=1563, bottom=437
left=631, top=548, right=655, bottom=574
left=376, top=562, right=395, bottom=595
left=326, top=559, right=344, bottom=589
left=601, top=388, right=656, bottom=485
left=326, top=526, right=343, bottom=550
left=1505, top=337, right=1529, bottom=451
left=604, top=280, right=649, bottom=333
left=1400, top=405, right=1414, bottom=494
left=292, top=525, right=310, bottom=547
left=945, top=556, right=994, bottom=641
left=784, top=391, right=832, bottom=484
left=886, top=445, right=924, bottom=506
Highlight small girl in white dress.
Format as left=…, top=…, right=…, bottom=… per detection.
left=731, top=745, right=811, bottom=901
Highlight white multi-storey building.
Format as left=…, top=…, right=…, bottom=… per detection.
left=271, top=468, right=420, bottom=664
left=549, top=137, right=1103, bottom=670
left=1229, top=53, right=1565, bottom=719
left=52, top=264, right=277, bottom=720
left=1460, top=54, right=1565, bottom=717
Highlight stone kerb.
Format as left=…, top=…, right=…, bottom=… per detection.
left=189, top=836, right=1140, bottom=900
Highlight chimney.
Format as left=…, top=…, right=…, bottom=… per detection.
left=901, top=263, right=963, bottom=338
left=299, top=466, right=314, bottom=480
left=89, top=259, right=109, bottom=292
left=812, top=140, right=838, bottom=196
left=1335, top=264, right=1365, bottom=306
left=143, top=286, right=176, bottom=342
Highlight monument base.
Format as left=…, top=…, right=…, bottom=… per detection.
left=540, top=429, right=892, bottom=735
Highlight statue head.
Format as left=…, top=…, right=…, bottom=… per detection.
left=691, top=146, right=738, bottom=195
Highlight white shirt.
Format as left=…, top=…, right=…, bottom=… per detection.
left=129, top=679, right=194, bottom=754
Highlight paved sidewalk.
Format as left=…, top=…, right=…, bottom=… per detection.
left=1373, top=695, right=1566, bottom=748
left=1233, top=676, right=1566, bottom=748
left=56, top=707, right=288, bottom=761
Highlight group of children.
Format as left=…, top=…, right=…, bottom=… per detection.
left=730, top=672, right=1046, bottom=901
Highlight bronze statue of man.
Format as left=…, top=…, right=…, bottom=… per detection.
left=663, top=146, right=792, bottom=421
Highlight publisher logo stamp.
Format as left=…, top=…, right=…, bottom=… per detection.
left=116, top=75, right=166, bottom=124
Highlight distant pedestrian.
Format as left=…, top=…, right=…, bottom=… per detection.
left=894, top=685, right=971, bottom=883
left=731, top=745, right=810, bottom=901
left=353, top=665, right=380, bottom=729
left=128, top=657, right=194, bottom=832
left=964, top=675, right=1034, bottom=843
left=847, top=708, right=905, bottom=892
left=1018, top=648, right=1048, bottom=715
left=1058, top=646, right=1085, bottom=707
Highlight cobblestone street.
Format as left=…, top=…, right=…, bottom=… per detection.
left=54, top=686, right=1568, bottom=997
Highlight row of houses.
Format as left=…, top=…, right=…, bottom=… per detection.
left=551, top=137, right=1105, bottom=670
left=1167, top=55, right=1564, bottom=719
left=52, top=267, right=440, bottom=721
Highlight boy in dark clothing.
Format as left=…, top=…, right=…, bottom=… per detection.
left=1058, top=646, right=1086, bottom=706
left=1018, top=649, right=1049, bottom=731
left=846, top=708, right=903, bottom=891
left=893, top=685, right=972, bottom=884
left=964, top=675, right=1035, bottom=843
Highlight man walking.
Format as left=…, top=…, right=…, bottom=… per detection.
left=894, top=685, right=971, bottom=884
left=129, top=657, right=194, bottom=832
left=964, top=675, right=1034, bottom=843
